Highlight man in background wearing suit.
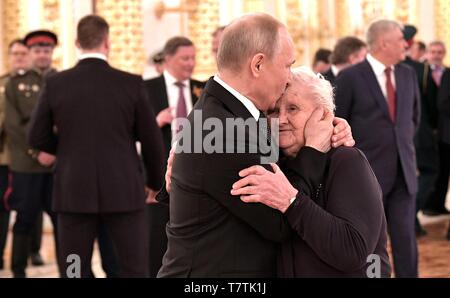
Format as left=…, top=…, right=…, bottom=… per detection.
left=402, top=26, right=441, bottom=236
left=144, top=36, right=204, bottom=277
left=335, top=20, right=421, bottom=277
left=423, top=41, right=450, bottom=216
left=28, top=15, right=165, bottom=277
left=322, top=36, right=367, bottom=87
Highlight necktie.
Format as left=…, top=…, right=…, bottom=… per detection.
left=384, top=67, right=396, bottom=122
left=432, top=66, right=443, bottom=87
left=174, top=81, right=187, bottom=132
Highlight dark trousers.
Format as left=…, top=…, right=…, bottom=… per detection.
left=97, top=222, right=119, bottom=278
left=147, top=203, right=169, bottom=278
left=415, top=144, right=439, bottom=212
left=383, top=168, right=418, bottom=278
left=426, top=141, right=450, bottom=211
left=9, top=172, right=59, bottom=277
left=58, top=210, right=148, bottom=278
left=30, top=212, right=43, bottom=255
left=0, top=166, right=9, bottom=268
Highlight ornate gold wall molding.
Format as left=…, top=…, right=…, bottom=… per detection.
left=435, top=0, right=450, bottom=66
left=2, top=0, right=28, bottom=72
left=188, top=0, right=219, bottom=80
left=95, top=0, right=145, bottom=75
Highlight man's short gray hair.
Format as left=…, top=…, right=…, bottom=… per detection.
left=217, top=13, right=284, bottom=73
left=290, top=66, right=335, bottom=113
left=428, top=40, right=447, bottom=52
left=366, top=19, right=403, bottom=51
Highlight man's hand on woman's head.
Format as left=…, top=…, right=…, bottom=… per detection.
left=332, top=117, right=355, bottom=148
left=304, top=108, right=334, bottom=153
left=231, top=163, right=298, bottom=213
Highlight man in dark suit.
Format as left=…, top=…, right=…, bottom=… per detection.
left=144, top=36, right=204, bottom=277
left=423, top=41, right=450, bottom=216
left=402, top=26, right=441, bottom=236
left=322, top=36, right=367, bottom=87
left=335, top=20, right=421, bottom=277
left=28, top=15, right=165, bottom=277
left=436, top=68, right=450, bottom=240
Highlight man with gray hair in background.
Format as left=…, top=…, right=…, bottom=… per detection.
left=335, top=19, right=421, bottom=277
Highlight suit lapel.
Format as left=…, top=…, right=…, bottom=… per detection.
left=159, top=74, right=169, bottom=109
left=361, top=60, right=391, bottom=121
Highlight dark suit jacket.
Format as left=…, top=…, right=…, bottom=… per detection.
left=335, top=59, right=420, bottom=195
left=157, top=78, right=291, bottom=278
left=438, top=69, right=450, bottom=144
left=403, top=57, right=439, bottom=149
left=322, top=68, right=337, bottom=87
left=279, top=147, right=391, bottom=277
left=28, top=58, right=165, bottom=213
left=143, top=75, right=205, bottom=160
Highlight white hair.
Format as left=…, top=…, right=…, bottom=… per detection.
left=366, top=19, right=403, bottom=51
left=290, top=66, right=335, bottom=113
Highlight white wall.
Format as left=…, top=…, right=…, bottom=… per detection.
left=417, top=0, right=435, bottom=43
left=142, top=0, right=184, bottom=78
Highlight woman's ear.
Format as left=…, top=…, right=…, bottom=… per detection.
left=250, top=53, right=265, bottom=77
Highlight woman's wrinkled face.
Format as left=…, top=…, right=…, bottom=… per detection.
left=268, top=83, right=316, bottom=157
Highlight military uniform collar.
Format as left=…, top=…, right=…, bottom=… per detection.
left=32, top=67, right=56, bottom=77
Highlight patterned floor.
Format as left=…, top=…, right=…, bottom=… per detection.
left=0, top=213, right=449, bottom=278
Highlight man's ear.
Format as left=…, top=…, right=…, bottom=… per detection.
left=250, top=53, right=265, bottom=77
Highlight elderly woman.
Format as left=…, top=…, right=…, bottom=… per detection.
left=231, top=67, right=391, bottom=277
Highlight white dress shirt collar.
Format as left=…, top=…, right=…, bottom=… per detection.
left=163, top=70, right=189, bottom=87
left=331, top=65, right=340, bottom=77
left=366, top=53, right=394, bottom=75
left=213, top=75, right=260, bottom=121
left=78, top=53, right=107, bottom=61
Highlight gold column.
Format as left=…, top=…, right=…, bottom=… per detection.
left=2, top=0, right=28, bottom=71
left=188, top=0, right=219, bottom=80
left=317, top=0, right=333, bottom=49
left=95, top=0, right=145, bottom=75
left=334, top=0, right=350, bottom=38
left=435, top=0, right=450, bottom=66
left=41, top=0, right=62, bottom=69
left=285, top=0, right=305, bottom=65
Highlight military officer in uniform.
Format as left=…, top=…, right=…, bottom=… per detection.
left=0, top=39, right=30, bottom=270
left=4, top=30, right=59, bottom=277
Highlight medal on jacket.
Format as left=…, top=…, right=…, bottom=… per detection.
left=32, top=84, right=40, bottom=92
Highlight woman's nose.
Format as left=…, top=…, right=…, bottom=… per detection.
left=279, top=110, right=288, bottom=125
